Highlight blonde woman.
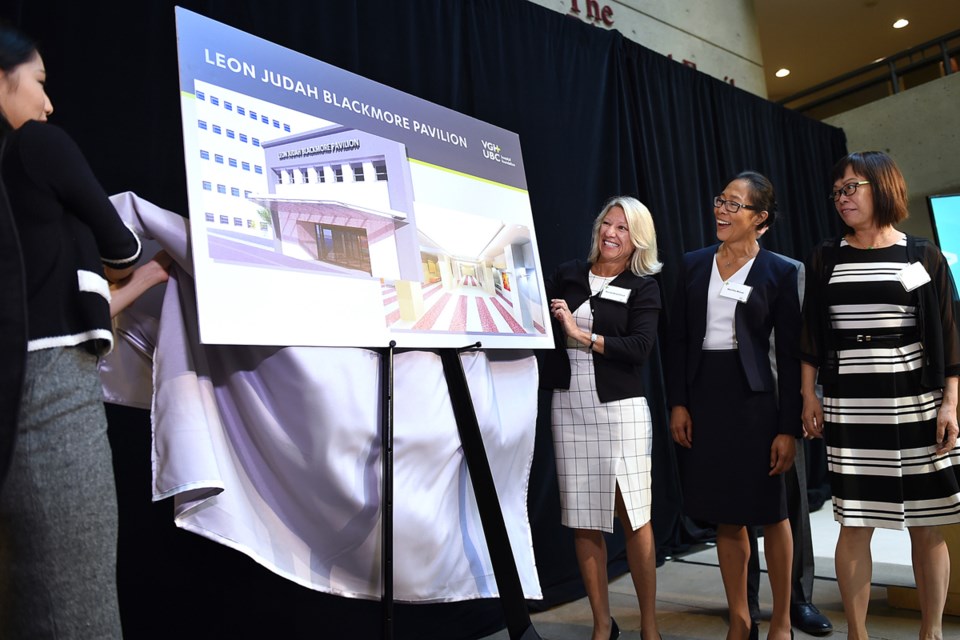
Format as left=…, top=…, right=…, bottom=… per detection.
left=540, top=196, right=663, bottom=640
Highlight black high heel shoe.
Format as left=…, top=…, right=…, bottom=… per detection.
left=609, top=617, right=620, bottom=640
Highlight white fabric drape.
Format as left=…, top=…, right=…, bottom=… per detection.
left=99, top=192, right=542, bottom=602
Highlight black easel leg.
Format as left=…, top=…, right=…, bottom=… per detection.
left=380, top=342, right=396, bottom=640
left=439, top=347, right=543, bottom=640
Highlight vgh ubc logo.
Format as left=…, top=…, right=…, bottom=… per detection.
left=481, top=140, right=516, bottom=167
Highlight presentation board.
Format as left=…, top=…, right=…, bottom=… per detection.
left=175, top=8, right=552, bottom=348
left=928, top=193, right=960, bottom=285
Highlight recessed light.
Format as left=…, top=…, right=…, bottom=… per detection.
left=893, top=18, right=909, bottom=29
left=775, top=68, right=791, bottom=78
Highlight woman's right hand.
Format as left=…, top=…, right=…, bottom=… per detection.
left=136, top=250, right=173, bottom=286
left=670, top=406, right=693, bottom=448
left=549, top=298, right=579, bottom=338
left=108, top=250, right=174, bottom=318
left=801, top=392, right=824, bottom=439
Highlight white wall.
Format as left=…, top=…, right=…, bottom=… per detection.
left=527, top=0, right=767, bottom=97
left=824, top=73, right=960, bottom=241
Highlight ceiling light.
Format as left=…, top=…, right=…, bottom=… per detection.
left=775, top=68, right=790, bottom=78
left=893, top=18, right=909, bottom=29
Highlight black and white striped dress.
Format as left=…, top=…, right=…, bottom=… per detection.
left=822, top=238, right=960, bottom=529
left=551, top=273, right=653, bottom=532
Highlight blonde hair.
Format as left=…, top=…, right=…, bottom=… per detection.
left=587, top=196, right=662, bottom=276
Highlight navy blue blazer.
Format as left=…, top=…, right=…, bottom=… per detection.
left=665, top=245, right=802, bottom=436
left=538, top=259, right=661, bottom=403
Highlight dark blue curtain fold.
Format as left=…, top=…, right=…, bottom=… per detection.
left=8, top=1, right=845, bottom=638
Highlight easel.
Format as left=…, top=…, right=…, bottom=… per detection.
left=377, top=342, right=543, bottom=640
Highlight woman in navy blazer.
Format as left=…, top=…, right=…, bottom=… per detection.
left=666, top=172, right=801, bottom=640
left=540, top=196, right=662, bottom=640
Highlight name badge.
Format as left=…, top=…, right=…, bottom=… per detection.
left=719, top=281, right=752, bottom=303
left=599, top=284, right=631, bottom=303
left=897, top=262, right=931, bottom=292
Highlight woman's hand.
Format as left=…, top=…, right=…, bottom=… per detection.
left=109, top=250, right=173, bottom=318
left=936, top=404, right=959, bottom=455
left=139, top=250, right=173, bottom=286
left=800, top=363, right=824, bottom=439
left=936, top=377, right=960, bottom=455
left=769, top=434, right=796, bottom=476
left=801, top=391, right=824, bottom=439
left=549, top=298, right=580, bottom=338
left=670, top=406, right=693, bottom=448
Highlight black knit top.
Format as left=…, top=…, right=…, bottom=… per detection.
left=1, top=121, right=141, bottom=356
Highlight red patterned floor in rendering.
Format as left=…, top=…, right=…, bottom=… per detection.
left=380, top=279, right=546, bottom=335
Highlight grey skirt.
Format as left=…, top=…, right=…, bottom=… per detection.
left=0, top=346, right=122, bottom=639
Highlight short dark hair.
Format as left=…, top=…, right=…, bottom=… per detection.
left=728, top=170, right=778, bottom=230
left=0, top=21, right=39, bottom=133
left=829, top=151, right=908, bottom=228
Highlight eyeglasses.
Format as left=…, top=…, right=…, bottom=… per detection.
left=713, top=196, right=759, bottom=214
left=829, top=181, right=870, bottom=202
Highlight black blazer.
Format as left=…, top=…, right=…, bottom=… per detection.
left=665, top=245, right=802, bottom=436
left=538, top=259, right=661, bottom=403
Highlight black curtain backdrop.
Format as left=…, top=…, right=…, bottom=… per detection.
left=7, top=1, right=846, bottom=638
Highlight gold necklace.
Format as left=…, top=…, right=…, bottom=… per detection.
left=848, top=231, right=890, bottom=250
left=719, top=243, right=757, bottom=268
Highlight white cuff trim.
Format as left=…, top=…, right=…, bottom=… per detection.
left=101, top=223, right=143, bottom=268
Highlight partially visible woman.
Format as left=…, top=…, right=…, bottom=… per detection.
left=801, top=151, right=960, bottom=640
left=666, top=171, right=800, bottom=640
left=0, top=22, right=142, bottom=639
left=540, top=196, right=662, bottom=640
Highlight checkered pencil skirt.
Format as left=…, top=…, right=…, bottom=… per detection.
left=551, top=346, right=652, bottom=533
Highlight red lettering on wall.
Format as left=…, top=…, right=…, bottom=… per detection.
left=585, top=0, right=601, bottom=22
left=600, top=5, right=613, bottom=25
left=569, top=0, right=614, bottom=27
left=666, top=54, right=698, bottom=71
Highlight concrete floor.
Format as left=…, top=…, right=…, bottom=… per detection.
left=482, top=550, right=960, bottom=640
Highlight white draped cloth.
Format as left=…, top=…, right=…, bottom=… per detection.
left=99, top=192, right=542, bottom=602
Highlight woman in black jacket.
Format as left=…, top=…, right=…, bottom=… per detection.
left=541, top=196, right=662, bottom=640
left=0, top=22, right=141, bottom=639
left=666, top=172, right=800, bottom=640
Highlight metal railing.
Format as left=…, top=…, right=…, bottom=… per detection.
left=778, top=29, right=960, bottom=119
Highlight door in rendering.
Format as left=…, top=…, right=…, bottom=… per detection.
left=315, top=223, right=371, bottom=274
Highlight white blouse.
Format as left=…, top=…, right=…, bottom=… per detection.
left=703, top=253, right=755, bottom=350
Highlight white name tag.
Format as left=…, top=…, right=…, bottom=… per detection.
left=719, top=281, right=752, bottom=303
left=897, top=262, right=931, bottom=292
left=599, top=284, right=631, bottom=303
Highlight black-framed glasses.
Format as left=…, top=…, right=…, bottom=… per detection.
left=829, top=181, right=870, bottom=202
left=713, top=196, right=759, bottom=214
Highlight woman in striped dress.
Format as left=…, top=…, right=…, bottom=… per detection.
left=801, top=151, right=960, bottom=640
